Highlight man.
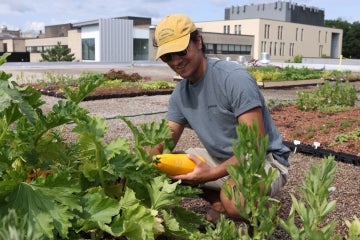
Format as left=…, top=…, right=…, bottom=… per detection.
left=151, top=14, right=290, bottom=222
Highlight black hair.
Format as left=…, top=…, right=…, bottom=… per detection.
left=190, top=30, right=206, bottom=53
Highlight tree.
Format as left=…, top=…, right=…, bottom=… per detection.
left=325, top=19, right=360, bottom=59
left=345, top=21, right=360, bottom=59
left=41, top=42, right=75, bottom=62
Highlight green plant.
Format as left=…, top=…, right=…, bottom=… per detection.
left=332, top=128, right=360, bottom=145
left=304, top=124, right=316, bottom=139
left=140, top=81, right=176, bottom=90
left=279, top=155, right=360, bottom=239
left=41, top=42, right=75, bottom=62
left=296, top=80, right=357, bottom=112
left=279, top=156, right=340, bottom=239
left=103, top=69, right=143, bottom=82
left=345, top=216, right=360, bottom=239
left=293, top=54, right=303, bottom=63
left=339, top=119, right=351, bottom=130
left=292, top=126, right=304, bottom=138
left=247, top=66, right=325, bottom=82
left=223, top=121, right=280, bottom=239
left=266, top=99, right=295, bottom=110
left=319, top=124, right=330, bottom=134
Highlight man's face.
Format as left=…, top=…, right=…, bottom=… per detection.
left=160, top=37, right=205, bottom=82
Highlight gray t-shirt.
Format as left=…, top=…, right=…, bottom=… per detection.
left=166, top=58, right=290, bottom=166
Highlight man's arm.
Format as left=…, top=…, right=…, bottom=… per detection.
left=171, top=107, right=265, bottom=184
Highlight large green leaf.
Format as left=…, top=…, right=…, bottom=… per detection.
left=64, top=74, right=104, bottom=103
left=146, top=175, right=182, bottom=210
left=77, top=187, right=121, bottom=232
left=5, top=175, right=81, bottom=239
left=107, top=188, right=161, bottom=240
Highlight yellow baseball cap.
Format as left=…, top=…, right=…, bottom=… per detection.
left=154, top=14, right=197, bottom=60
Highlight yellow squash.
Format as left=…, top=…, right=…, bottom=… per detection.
left=153, top=154, right=206, bottom=175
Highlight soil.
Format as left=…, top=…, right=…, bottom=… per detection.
left=271, top=103, right=360, bottom=157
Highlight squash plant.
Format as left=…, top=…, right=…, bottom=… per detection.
left=0, top=53, right=209, bottom=239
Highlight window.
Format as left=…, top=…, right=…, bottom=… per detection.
left=206, top=44, right=214, bottom=54
left=82, top=38, right=95, bottom=60
left=319, top=45, right=323, bottom=56
left=221, top=44, right=229, bottom=53
left=274, top=42, right=277, bottom=56
left=277, top=26, right=283, bottom=40
left=261, top=41, right=266, bottom=52
left=279, top=42, right=285, bottom=56
left=325, top=31, right=328, bottom=43
left=277, top=26, right=281, bottom=40
left=27, top=46, right=45, bottom=53
left=206, top=43, right=251, bottom=55
left=229, top=44, right=235, bottom=52
left=43, top=46, right=52, bottom=51
left=133, top=38, right=148, bottom=60
left=3, top=43, right=7, bottom=52
left=295, top=28, right=298, bottom=41
left=238, top=25, right=241, bottom=35
left=289, top=43, right=295, bottom=56
left=264, top=24, right=270, bottom=39
left=301, top=29, right=304, bottom=41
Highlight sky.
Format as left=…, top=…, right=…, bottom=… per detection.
left=1, top=0, right=359, bottom=33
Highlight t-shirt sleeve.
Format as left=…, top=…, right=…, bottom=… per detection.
left=227, top=69, right=263, bottom=118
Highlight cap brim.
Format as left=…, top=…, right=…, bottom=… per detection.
left=155, top=33, right=190, bottom=60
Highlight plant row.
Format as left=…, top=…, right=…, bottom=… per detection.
left=247, top=66, right=358, bottom=82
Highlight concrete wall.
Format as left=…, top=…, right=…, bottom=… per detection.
left=99, top=18, right=133, bottom=62
left=303, top=57, right=360, bottom=66
left=225, top=1, right=325, bottom=26
left=67, top=29, right=82, bottom=61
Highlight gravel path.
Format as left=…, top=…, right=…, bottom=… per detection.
left=39, top=85, right=360, bottom=238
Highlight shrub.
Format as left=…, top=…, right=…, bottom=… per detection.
left=103, top=69, right=143, bottom=82
left=293, top=54, right=303, bottom=63
left=296, top=80, right=357, bottom=112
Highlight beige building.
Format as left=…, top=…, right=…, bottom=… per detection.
left=195, top=18, right=342, bottom=62
left=25, top=27, right=81, bottom=62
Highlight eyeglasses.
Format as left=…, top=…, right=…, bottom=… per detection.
left=160, top=48, right=188, bottom=62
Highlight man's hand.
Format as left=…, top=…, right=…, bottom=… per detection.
left=170, top=154, right=212, bottom=185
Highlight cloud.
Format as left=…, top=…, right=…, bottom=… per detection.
left=0, top=0, right=32, bottom=14
left=24, top=21, right=45, bottom=32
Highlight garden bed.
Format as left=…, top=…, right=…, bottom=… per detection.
left=271, top=103, right=360, bottom=158
left=33, top=81, right=360, bottom=161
